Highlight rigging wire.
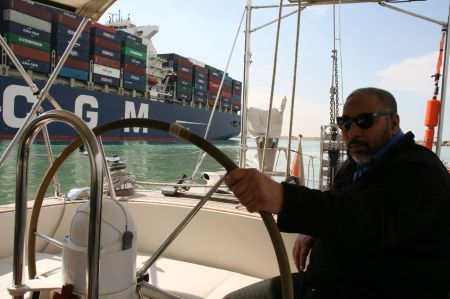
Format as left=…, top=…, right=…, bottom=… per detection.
left=260, top=0, right=284, bottom=173
left=285, top=0, right=304, bottom=179
left=190, top=8, right=246, bottom=182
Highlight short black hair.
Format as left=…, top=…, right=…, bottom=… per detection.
left=346, top=87, right=397, bottom=113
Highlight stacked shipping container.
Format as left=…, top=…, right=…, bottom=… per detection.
left=160, top=53, right=193, bottom=101
left=232, top=79, right=242, bottom=111
left=158, top=53, right=242, bottom=110
left=52, top=9, right=90, bottom=80
left=0, top=0, right=242, bottom=110
left=1, top=0, right=51, bottom=74
left=206, top=65, right=223, bottom=107
left=118, top=30, right=147, bottom=92
left=220, top=75, right=233, bottom=109
left=192, top=64, right=208, bottom=103
left=90, top=22, right=121, bottom=87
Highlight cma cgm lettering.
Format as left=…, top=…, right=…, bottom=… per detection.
left=0, top=77, right=240, bottom=140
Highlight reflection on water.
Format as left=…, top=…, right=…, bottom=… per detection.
left=0, top=138, right=449, bottom=206
left=0, top=139, right=243, bottom=205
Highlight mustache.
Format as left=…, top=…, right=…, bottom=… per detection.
left=347, top=139, right=370, bottom=148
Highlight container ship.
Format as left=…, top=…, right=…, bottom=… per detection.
left=0, top=0, right=242, bottom=141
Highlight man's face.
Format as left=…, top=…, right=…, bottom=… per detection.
left=341, top=94, right=399, bottom=164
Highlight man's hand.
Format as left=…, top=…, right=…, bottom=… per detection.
left=292, top=234, right=316, bottom=271
left=225, top=168, right=284, bottom=214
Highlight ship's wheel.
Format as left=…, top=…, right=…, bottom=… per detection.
left=26, top=115, right=294, bottom=299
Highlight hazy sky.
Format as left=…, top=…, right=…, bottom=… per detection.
left=101, top=0, right=450, bottom=140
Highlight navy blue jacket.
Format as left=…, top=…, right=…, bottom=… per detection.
left=278, top=132, right=450, bottom=298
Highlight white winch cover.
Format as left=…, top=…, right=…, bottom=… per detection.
left=62, top=197, right=137, bottom=298
left=247, top=107, right=284, bottom=138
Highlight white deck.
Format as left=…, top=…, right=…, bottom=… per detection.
left=0, top=252, right=261, bottom=298
left=0, top=190, right=298, bottom=298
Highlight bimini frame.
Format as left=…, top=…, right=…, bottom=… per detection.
left=240, top=0, right=449, bottom=175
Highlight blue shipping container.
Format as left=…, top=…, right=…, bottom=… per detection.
left=194, top=83, right=207, bottom=92
left=193, top=96, right=207, bottom=104
left=90, top=27, right=120, bottom=43
left=123, top=80, right=146, bottom=92
left=58, top=66, right=88, bottom=81
left=9, top=56, right=48, bottom=73
left=2, top=20, right=51, bottom=41
left=232, top=94, right=241, bottom=101
left=52, top=34, right=90, bottom=52
left=177, top=91, right=192, bottom=101
left=54, top=44, right=89, bottom=61
left=121, top=54, right=146, bottom=68
left=194, top=72, right=207, bottom=81
left=221, top=100, right=231, bottom=108
left=117, top=30, right=142, bottom=44
left=91, top=45, right=120, bottom=61
left=123, top=71, right=145, bottom=84
left=52, top=23, right=89, bottom=42
left=92, top=73, right=119, bottom=86
left=194, top=77, right=207, bottom=86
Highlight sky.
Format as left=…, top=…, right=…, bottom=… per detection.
left=100, top=0, right=450, bottom=140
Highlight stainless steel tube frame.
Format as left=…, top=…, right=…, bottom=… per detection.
left=12, top=110, right=104, bottom=299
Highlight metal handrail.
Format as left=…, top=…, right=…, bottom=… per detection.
left=12, top=110, right=104, bottom=299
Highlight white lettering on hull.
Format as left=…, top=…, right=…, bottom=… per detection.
left=124, top=101, right=149, bottom=133
left=3, top=85, right=36, bottom=128
left=74, top=95, right=98, bottom=129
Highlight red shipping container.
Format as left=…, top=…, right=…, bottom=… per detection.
left=222, top=85, right=232, bottom=93
left=208, top=76, right=221, bottom=85
left=160, top=53, right=193, bottom=68
left=193, top=64, right=208, bottom=74
left=176, top=71, right=192, bottom=82
left=91, top=55, right=120, bottom=69
left=53, top=12, right=90, bottom=32
left=3, top=0, right=51, bottom=22
left=57, top=56, right=88, bottom=71
left=91, top=36, right=121, bottom=52
left=90, top=22, right=117, bottom=34
left=208, top=81, right=220, bottom=90
left=9, top=43, right=49, bottom=62
left=221, top=91, right=232, bottom=98
left=231, top=99, right=241, bottom=106
left=123, top=63, right=146, bottom=76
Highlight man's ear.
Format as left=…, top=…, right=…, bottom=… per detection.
left=391, top=114, right=400, bottom=135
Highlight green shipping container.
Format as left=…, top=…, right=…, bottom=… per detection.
left=122, top=39, right=147, bottom=53
left=4, top=32, right=50, bottom=52
left=176, top=84, right=192, bottom=94
left=122, top=46, right=147, bottom=61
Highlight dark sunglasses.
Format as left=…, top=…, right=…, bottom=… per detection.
left=337, top=112, right=393, bottom=131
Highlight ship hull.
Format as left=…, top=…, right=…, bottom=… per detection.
left=0, top=76, right=241, bottom=141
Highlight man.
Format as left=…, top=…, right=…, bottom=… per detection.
left=225, top=87, right=450, bottom=299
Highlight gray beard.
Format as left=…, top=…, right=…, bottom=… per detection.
left=351, top=153, right=372, bottom=165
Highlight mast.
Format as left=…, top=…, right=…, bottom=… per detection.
left=436, top=5, right=450, bottom=157
left=240, top=0, right=252, bottom=168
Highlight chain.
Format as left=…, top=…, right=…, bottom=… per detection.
left=327, top=48, right=340, bottom=190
